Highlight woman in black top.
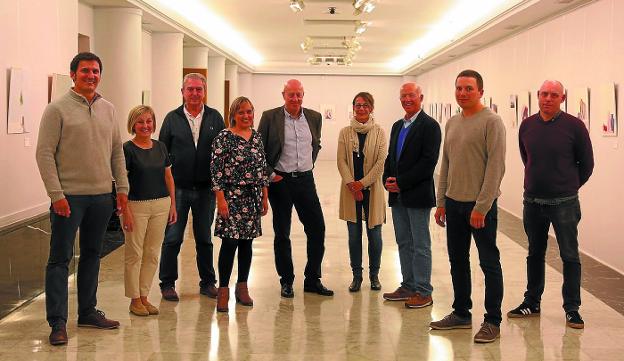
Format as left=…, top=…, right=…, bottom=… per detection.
left=211, top=96, right=269, bottom=312
left=121, top=105, right=177, bottom=316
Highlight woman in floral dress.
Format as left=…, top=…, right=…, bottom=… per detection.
left=211, top=96, right=269, bottom=312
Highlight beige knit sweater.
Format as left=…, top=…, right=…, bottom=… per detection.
left=337, top=123, right=388, bottom=228
left=36, top=90, right=129, bottom=202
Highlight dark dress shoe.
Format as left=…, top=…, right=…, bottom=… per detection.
left=349, top=277, right=363, bottom=292
left=161, top=287, right=179, bottom=301
left=281, top=284, right=294, bottom=298
left=370, top=275, right=382, bottom=291
left=49, top=325, right=68, bottom=346
left=200, top=284, right=218, bottom=298
left=304, top=280, right=334, bottom=296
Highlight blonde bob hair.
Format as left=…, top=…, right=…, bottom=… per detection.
left=127, top=105, right=156, bottom=135
left=229, top=96, right=254, bottom=127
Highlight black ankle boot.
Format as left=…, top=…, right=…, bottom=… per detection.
left=349, top=276, right=363, bottom=292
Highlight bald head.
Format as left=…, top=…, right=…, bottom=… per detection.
left=538, top=79, right=566, bottom=120
left=400, top=82, right=423, bottom=118
left=282, top=79, right=305, bottom=116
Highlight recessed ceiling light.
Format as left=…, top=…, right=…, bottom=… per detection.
left=290, top=0, right=305, bottom=12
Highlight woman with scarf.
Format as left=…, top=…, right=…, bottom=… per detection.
left=337, top=92, right=388, bottom=292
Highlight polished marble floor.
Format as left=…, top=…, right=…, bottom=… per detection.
left=0, top=161, right=622, bottom=360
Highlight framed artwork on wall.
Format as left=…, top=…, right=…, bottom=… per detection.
left=517, top=91, right=531, bottom=125
left=320, top=104, right=335, bottom=121
left=597, top=83, right=617, bottom=137
left=567, top=87, right=590, bottom=130
left=7, top=68, right=26, bottom=134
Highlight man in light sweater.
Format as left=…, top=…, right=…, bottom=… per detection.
left=430, top=70, right=506, bottom=343
left=507, top=80, right=593, bottom=329
left=36, top=52, right=129, bottom=346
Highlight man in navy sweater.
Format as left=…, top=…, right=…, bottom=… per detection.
left=507, top=80, right=594, bottom=329
left=158, top=73, right=225, bottom=301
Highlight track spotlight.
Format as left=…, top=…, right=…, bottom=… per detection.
left=290, top=0, right=305, bottom=13
left=353, top=0, right=376, bottom=15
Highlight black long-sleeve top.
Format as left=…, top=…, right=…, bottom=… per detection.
left=519, top=111, right=594, bottom=199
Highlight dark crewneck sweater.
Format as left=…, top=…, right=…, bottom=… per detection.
left=519, top=111, right=594, bottom=199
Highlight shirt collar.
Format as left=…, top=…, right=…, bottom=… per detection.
left=284, top=107, right=304, bottom=121
left=403, top=110, right=421, bottom=127
left=184, top=105, right=204, bottom=120
left=538, top=110, right=562, bottom=123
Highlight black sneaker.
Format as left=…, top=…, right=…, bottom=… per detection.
left=566, top=311, right=584, bottom=329
left=507, top=302, right=540, bottom=318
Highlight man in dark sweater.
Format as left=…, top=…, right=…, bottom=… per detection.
left=507, top=80, right=594, bottom=329
left=158, top=73, right=225, bottom=301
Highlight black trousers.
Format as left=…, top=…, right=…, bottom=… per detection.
left=46, top=194, right=113, bottom=327
left=268, top=173, right=325, bottom=286
left=445, top=197, right=504, bottom=326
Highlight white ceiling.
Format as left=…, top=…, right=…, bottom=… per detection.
left=83, top=0, right=593, bottom=75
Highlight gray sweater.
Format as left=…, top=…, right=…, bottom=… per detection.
left=436, top=107, right=506, bottom=214
left=36, top=90, right=129, bottom=202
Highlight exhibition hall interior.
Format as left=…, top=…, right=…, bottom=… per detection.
left=1, top=0, right=623, bottom=359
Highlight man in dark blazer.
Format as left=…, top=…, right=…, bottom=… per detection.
left=382, top=82, right=441, bottom=308
left=158, top=73, right=225, bottom=301
left=258, top=79, right=333, bottom=298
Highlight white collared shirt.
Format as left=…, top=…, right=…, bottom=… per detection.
left=403, top=110, right=421, bottom=128
left=184, top=105, right=204, bottom=146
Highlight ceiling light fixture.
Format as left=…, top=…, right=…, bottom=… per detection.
left=300, top=37, right=312, bottom=52
left=355, top=21, right=368, bottom=35
left=388, top=0, right=520, bottom=71
left=290, top=0, right=305, bottom=13
left=149, top=0, right=263, bottom=66
left=353, top=0, right=376, bottom=15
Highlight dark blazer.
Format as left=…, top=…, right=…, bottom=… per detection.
left=383, top=111, right=441, bottom=208
left=257, top=106, right=322, bottom=174
left=159, top=104, right=225, bottom=190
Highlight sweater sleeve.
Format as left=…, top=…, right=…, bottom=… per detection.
left=111, top=108, right=129, bottom=195
left=360, top=127, right=388, bottom=188
left=436, top=123, right=450, bottom=208
left=575, top=120, right=594, bottom=187
left=336, top=128, right=354, bottom=185
left=474, top=116, right=506, bottom=214
left=35, top=105, right=65, bottom=202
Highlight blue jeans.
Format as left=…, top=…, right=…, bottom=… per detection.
left=523, top=197, right=582, bottom=312
left=445, top=197, right=503, bottom=326
left=46, top=194, right=113, bottom=327
left=159, top=187, right=216, bottom=289
left=347, top=221, right=382, bottom=278
left=391, top=204, right=433, bottom=296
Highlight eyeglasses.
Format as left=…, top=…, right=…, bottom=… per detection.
left=354, top=103, right=370, bottom=109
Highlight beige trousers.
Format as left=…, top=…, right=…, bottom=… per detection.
left=122, top=197, right=170, bottom=299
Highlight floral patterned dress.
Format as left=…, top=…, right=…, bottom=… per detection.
left=211, top=129, right=269, bottom=239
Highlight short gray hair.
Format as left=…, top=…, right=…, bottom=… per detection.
left=182, top=73, right=207, bottom=89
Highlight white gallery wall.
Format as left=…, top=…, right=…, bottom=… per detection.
left=0, top=0, right=78, bottom=227
left=249, top=74, right=404, bottom=161
left=413, top=0, right=624, bottom=273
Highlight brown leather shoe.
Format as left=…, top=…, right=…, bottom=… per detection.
left=235, top=282, right=254, bottom=306
left=161, top=287, right=179, bottom=302
left=77, top=310, right=120, bottom=329
left=217, top=287, right=229, bottom=312
left=142, top=301, right=159, bottom=315
left=405, top=293, right=433, bottom=309
left=200, top=284, right=218, bottom=298
left=382, top=286, right=415, bottom=301
left=49, top=325, right=68, bottom=346
left=129, top=302, right=149, bottom=316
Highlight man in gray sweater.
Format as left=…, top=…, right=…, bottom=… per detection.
left=36, top=52, right=129, bottom=346
left=430, top=70, right=506, bottom=343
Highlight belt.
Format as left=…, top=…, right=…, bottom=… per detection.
left=275, top=170, right=313, bottom=178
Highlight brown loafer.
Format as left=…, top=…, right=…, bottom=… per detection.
left=49, top=325, right=68, bottom=346
left=129, top=302, right=149, bottom=316
left=143, top=302, right=159, bottom=315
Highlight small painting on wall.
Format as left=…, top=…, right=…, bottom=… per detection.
left=320, top=104, right=335, bottom=121
left=7, top=67, right=26, bottom=134
left=567, top=87, right=590, bottom=130
left=597, top=83, right=617, bottom=137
